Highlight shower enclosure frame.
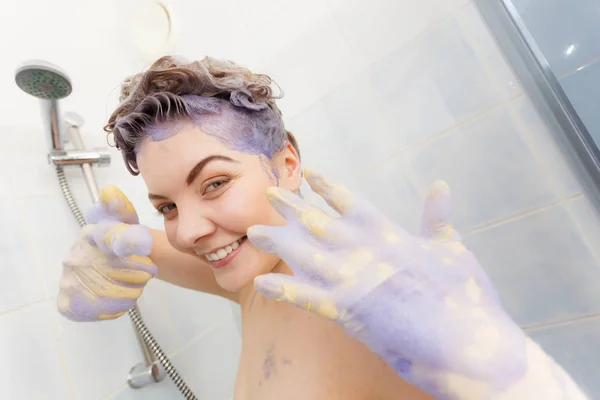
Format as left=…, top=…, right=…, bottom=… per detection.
left=475, top=0, right=600, bottom=211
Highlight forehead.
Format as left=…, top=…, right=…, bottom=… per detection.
left=136, top=124, right=254, bottom=192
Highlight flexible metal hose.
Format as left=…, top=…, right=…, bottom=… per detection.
left=56, top=165, right=198, bottom=399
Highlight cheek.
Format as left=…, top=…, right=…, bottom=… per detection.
left=218, top=181, right=286, bottom=230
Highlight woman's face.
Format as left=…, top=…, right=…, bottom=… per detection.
left=137, top=123, right=302, bottom=293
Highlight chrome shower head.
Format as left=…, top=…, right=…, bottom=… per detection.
left=14, top=60, right=73, bottom=150
left=15, top=60, right=72, bottom=100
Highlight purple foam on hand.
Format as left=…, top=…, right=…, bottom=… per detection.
left=58, top=186, right=157, bottom=322
left=248, top=169, right=529, bottom=399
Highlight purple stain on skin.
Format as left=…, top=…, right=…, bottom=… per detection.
left=271, top=167, right=280, bottom=187
left=263, top=344, right=277, bottom=380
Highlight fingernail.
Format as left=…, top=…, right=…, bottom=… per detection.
left=246, top=226, right=276, bottom=253
left=428, top=180, right=450, bottom=197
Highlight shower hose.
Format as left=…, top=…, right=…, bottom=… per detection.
left=56, top=166, right=199, bottom=399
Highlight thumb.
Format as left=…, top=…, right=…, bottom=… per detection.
left=99, top=185, right=139, bottom=225
left=419, top=180, right=459, bottom=241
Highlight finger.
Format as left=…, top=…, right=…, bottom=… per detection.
left=99, top=185, right=139, bottom=224
left=70, top=227, right=157, bottom=278
left=61, top=262, right=145, bottom=301
left=101, top=255, right=158, bottom=284
left=254, top=273, right=341, bottom=320
left=57, top=290, right=135, bottom=322
left=419, top=180, right=460, bottom=241
left=88, top=221, right=154, bottom=258
left=266, top=186, right=334, bottom=238
left=247, top=224, right=344, bottom=283
left=304, top=167, right=355, bottom=215
left=85, top=202, right=113, bottom=224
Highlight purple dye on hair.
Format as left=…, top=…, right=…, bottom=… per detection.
left=113, top=93, right=290, bottom=174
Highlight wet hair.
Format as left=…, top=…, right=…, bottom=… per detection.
left=104, top=56, right=300, bottom=175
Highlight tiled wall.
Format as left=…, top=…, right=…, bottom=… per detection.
left=2, top=0, right=600, bottom=399
left=512, top=0, right=600, bottom=149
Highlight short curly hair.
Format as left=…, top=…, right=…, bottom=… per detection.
left=104, top=56, right=299, bottom=175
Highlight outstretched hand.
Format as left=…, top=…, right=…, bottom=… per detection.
left=247, top=169, right=527, bottom=399
left=58, top=185, right=157, bottom=322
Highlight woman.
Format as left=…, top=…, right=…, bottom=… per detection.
left=59, top=56, right=433, bottom=399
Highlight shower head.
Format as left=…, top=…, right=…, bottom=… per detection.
left=15, top=60, right=72, bottom=100
left=14, top=60, right=73, bottom=150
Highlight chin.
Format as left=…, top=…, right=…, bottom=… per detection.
left=213, top=244, right=281, bottom=293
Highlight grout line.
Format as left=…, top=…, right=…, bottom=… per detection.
left=102, top=382, right=128, bottom=400
left=47, top=304, right=78, bottom=400
left=461, top=194, right=584, bottom=237
left=0, top=298, right=46, bottom=317
left=522, top=313, right=600, bottom=332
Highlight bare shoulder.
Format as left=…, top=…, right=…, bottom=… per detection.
left=236, top=298, right=433, bottom=400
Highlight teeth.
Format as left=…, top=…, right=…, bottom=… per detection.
left=204, top=238, right=244, bottom=261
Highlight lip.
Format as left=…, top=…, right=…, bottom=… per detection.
left=207, top=237, right=247, bottom=269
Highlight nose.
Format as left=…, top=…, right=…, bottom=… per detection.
left=175, top=207, right=217, bottom=249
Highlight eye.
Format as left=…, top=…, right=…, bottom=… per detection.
left=205, top=179, right=228, bottom=193
left=157, top=203, right=177, bottom=216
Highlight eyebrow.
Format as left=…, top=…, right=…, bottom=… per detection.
left=148, top=155, right=239, bottom=201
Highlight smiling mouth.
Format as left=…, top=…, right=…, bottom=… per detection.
left=202, top=236, right=247, bottom=262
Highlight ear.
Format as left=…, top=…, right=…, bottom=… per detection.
left=273, top=142, right=302, bottom=191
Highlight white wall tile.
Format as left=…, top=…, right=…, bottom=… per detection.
left=407, top=105, right=559, bottom=232
left=20, top=195, right=80, bottom=298
left=53, top=313, right=147, bottom=400
left=327, top=0, right=470, bottom=63
left=0, top=301, right=73, bottom=399
left=0, top=195, right=45, bottom=313
left=352, top=156, right=424, bottom=234
left=511, top=97, right=582, bottom=197
left=161, top=283, right=236, bottom=347
left=287, top=76, right=398, bottom=182
left=457, top=3, right=522, bottom=98
left=170, top=319, right=241, bottom=400
left=366, top=9, right=517, bottom=150
left=260, top=13, right=370, bottom=118
left=463, top=203, right=600, bottom=327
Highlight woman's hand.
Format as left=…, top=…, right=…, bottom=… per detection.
left=58, top=186, right=158, bottom=322
left=247, top=169, right=579, bottom=400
